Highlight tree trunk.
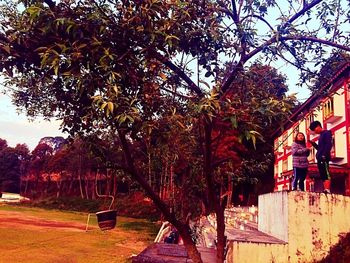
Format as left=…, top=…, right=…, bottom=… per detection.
left=91, top=172, right=96, bottom=200
left=45, top=175, right=51, bottom=197
left=170, top=163, right=174, bottom=199
left=117, top=129, right=203, bottom=263
left=203, top=119, right=226, bottom=263
left=160, top=162, right=165, bottom=199
left=148, top=149, right=152, bottom=188
left=105, top=169, right=108, bottom=195
left=112, top=172, right=117, bottom=197
left=85, top=173, right=90, bottom=199
left=24, top=178, right=29, bottom=196
left=78, top=154, right=84, bottom=199
left=68, top=175, right=74, bottom=195
left=165, top=160, right=168, bottom=199
left=215, top=204, right=226, bottom=263
left=78, top=172, right=84, bottom=198
left=56, top=180, right=62, bottom=198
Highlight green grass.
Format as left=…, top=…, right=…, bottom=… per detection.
left=0, top=204, right=159, bottom=263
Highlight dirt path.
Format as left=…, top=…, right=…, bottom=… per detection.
left=0, top=210, right=90, bottom=231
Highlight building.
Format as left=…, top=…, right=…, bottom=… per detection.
left=273, top=63, right=350, bottom=194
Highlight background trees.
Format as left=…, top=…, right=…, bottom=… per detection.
left=0, top=139, right=30, bottom=193
left=1, top=1, right=350, bottom=262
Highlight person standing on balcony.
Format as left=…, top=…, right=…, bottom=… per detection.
left=291, top=132, right=310, bottom=191
left=309, top=121, right=333, bottom=194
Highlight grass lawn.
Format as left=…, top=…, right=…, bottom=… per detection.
left=0, top=204, right=159, bottom=263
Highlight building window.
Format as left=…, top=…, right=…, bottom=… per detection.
left=323, top=98, right=334, bottom=120
left=282, top=132, right=288, bottom=148
left=282, top=159, right=288, bottom=172
left=308, top=146, right=316, bottom=163
left=274, top=164, right=278, bottom=177
left=292, top=125, right=299, bottom=140
left=306, top=113, right=315, bottom=132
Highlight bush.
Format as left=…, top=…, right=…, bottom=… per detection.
left=22, top=196, right=103, bottom=213
left=317, top=232, right=350, bottom=263
left=20, top=192, right=161, bottom=221
left=114, top=192, right=160, bottom=221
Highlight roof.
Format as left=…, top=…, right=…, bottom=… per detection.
left=272, top=62, right=350, bottom=139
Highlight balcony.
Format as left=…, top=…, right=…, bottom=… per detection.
left=324, top=114, right=342, bottom=124
left=331, top=156, right=344, bottom=162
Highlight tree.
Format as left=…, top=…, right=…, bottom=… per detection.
left=14, top=143, right=31, bottom=194
left=1, top=1, right=350, bottom=262
left=30, top=142, right=53, bottom=197
left=310, top=50, right=350, bottom=93
left=0, top=141, right=29, bottom=193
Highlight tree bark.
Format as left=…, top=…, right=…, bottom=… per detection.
left=214, top=204, right=226, bottom=263
left=112, top=172, right=117, bottom=197
left=203, top=119, right=226, bottom=263
left=91, top=172, right=96, bottom=200
left=85, top=173, right=90, bottom=199
left=24, top=178, right=29, bottom=196
left=117, top=129, right=203, bottom=263
left=78, top=154, right=84, bottom=199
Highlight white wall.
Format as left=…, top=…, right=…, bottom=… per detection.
left=258, top=191, right=289, bottom=242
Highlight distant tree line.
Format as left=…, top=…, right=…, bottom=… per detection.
left=0, top=136, right=132, bottom=199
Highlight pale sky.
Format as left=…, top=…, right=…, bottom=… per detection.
left=0, top=91, right=66, bottom=151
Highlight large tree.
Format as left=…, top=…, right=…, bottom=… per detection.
left=0, top=139, right=30, bottom=193
left=1, top=1, right=350, bottom=262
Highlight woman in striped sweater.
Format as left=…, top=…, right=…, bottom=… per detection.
left=291, top=132, right=310, bottom=191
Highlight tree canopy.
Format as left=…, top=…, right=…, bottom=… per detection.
left=1, top=1, right=350, bottom=262
left=0, top=139, right=30, bottom=193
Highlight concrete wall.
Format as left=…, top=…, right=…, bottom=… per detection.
left=228, top=242, right=288, bottom=263
left=230, top=191, right=350, bottom=263
left=258, top=191, right=289, bottom=242
left=288, top=191, right=350, bottom=262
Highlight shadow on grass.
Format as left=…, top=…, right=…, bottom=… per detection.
left=118, top=221, right=159, bottom=236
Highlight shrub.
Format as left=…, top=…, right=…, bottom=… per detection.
left=317, top=232, right=350, bottom=263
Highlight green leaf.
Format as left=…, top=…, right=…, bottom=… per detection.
left=107, top=102, right=114, bottom=113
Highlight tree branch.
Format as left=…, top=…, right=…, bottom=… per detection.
left=285, top=0, right=323, bottom=27
left=150, top=50, right=204, bottom=97
left=90, top=0, right=117, bottom=25
left=117, top=129, right=204, bottom=263
left=280, top=35, right=350, bottom=52
left=221, top=33, right=350, bottom=94
left=231, top=0, right=239, bottom=23
left=218, top=1, right=238, bottom=21
left=241, top=14, right=275, bottom=31
left=117, top=129, right=174, bottom=220
left=332, top=0, right=341, bottom=42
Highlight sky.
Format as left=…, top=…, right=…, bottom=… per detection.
left=0, top=91, right=66, bottom=151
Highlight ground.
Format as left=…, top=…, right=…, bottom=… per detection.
left=0, top=205, right=158, bottom=263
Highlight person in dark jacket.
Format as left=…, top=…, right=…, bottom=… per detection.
left=291, top=132, right=310, bottom=191
left=309, top=121, right=333, bottom=194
